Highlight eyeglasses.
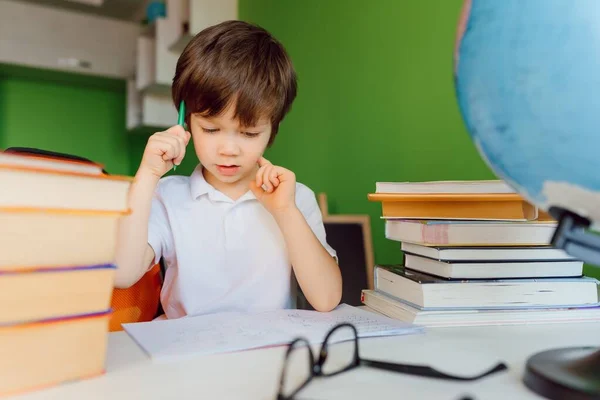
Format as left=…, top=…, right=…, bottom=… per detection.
left=276, top=323, right=508, bottom=400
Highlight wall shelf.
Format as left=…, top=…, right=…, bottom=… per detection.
left=168, top=34, right=193, bottom=53
left=127, top=79, right=177, bottom=131
left=1, top=0, right=239, bottom=132
left=166, top=0, right=237, bottom=54
left=0, top=0, right=139, bottom=80
left=140, top=82, right=172, bottom=97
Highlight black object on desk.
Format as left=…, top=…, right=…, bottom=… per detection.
left=522, top=207, right=600, bottom=400
left=277, top=322, right=508, bottom=400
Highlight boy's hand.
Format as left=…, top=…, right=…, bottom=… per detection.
left=139, top=125, right=191, bottom=179
left=250, top=157, right=297, bottom=215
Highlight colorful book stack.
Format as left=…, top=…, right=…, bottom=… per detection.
left=363, top=180, right=600, bottom=327
left=0, top=151, right=131, bottom=395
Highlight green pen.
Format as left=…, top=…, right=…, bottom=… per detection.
left=173, top=100, right=185, bottom=171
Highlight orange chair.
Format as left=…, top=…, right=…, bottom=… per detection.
left=109, top=263, right=163, bottom=331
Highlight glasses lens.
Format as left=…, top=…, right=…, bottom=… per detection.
left=321, top=324, right=357, bottom=376
left=279, top=339, right=313, bottom=399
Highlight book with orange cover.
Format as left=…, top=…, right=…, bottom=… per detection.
left=0, top=311, right=110, bottom=396
left=0, top=265, right=115, bottom=324
left=537, top=209, right=555, bottom=222
left=0, top=152, right=131, bottom=212
left=0, top=208, right=123, bottom=269
left=368, top=193, right=539, bottom=221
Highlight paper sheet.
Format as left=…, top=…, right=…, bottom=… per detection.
left=122, top=304, right=422, bottom=361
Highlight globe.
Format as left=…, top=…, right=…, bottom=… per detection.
left=453, top=2, right=600, bottom=398
left=454, top=0, right=600, bottom=230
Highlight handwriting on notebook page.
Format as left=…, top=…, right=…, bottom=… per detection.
left=274, top=308, right=404, bottom=335
left=122, top=304, right=422, bottom=361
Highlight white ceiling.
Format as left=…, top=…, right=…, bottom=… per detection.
left=11, top=0, right=149, bottom=21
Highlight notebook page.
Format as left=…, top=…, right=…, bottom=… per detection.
left=123, top=304, right=422, bottom=361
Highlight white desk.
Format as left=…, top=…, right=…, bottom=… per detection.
left=13, top=321, right=600, bottom=400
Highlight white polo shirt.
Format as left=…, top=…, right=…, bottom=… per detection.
left=147, top=165, right=337, bottom=319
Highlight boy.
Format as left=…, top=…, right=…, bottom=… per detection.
left=115, top=20, right=342, bottom=318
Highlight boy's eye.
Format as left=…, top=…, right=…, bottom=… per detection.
left=242, top=131, right=260, bottom=138
left=202, top=128, right=219, bottom=133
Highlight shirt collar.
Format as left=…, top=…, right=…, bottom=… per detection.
left=189, top=165, right=257, bottom=203
left=189, top=165, right=213, bottom=199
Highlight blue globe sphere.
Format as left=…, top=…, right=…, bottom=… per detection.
left=454, top=0, right=600, bottom=227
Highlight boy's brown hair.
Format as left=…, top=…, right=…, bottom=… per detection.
left=172, top=20, right=297, bottom=146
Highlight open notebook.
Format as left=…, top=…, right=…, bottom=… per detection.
left=122, top=304, right=422, bottom=361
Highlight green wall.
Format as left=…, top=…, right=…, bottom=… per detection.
left=0, top=2, right=597, bottom=277
left=0, top=65, right=197, bottom=179
left=238, top=0, right=496, bottom=266
left=0, top=65, right=131, bottom=175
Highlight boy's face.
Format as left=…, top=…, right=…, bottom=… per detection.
left=190, top=103, right=272, bottom=188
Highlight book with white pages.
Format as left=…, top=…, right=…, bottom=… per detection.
left=375, top=180, right=516, bottom=194
left=361, top=290, right=600, bottom=328
left=374, top=265, right=599, bottom=309
left=403, top=252, right=583, bottom=279
left=0, top=151, right=104, bottom=175
left=400, top=242, right=576, bottom=261
left=0, top=164, right=130, bottom=211
left=385, top=219, right=557, bottom=246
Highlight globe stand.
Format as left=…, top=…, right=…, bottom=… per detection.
left=549, top=207, right=600, bottom=266
left=522, top=207, right=600, bottom=400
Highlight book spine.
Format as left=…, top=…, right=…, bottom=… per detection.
left=381, top=200, right=537, bottom=220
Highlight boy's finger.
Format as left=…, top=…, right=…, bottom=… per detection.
left=275, top=167, right=294, bottom=183
left=255, top=166, right=265, bottom=188
left=155, top=137, right=185, bottom=166
left=174, top=147, right=186, bottom=166
left=160, top=144, right=177, bottom=161
left=166, top=125, right=188, bottom=142
left=269, top=168, right=280, bottom=187
left=174, top=136, right=186, bottom=164
left=257, top=165, right=270, bottom=192
left=258, top=166, right=270, bottom=192
left=257, top=156, right=271, bottom=168
left=157, top=136, right=184, bottom=165
left=263, top=166, right=274, bottom=192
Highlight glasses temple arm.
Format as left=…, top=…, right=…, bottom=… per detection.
left=360, top=359, right=508, bottom=381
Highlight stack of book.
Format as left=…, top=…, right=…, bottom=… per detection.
left=0, top=151, right=131, bottom=395
left=363, top=180, right=600, bottom=327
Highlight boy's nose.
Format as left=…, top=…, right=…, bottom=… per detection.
left=218, top=137, right=241, bottom=156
